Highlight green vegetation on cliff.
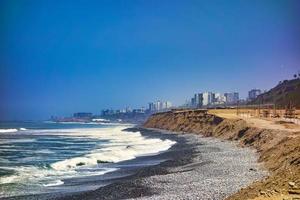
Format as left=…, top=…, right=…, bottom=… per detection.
left=251, top=78, right=300, bottom=108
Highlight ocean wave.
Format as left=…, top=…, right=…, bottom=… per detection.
left=0, top=128, right=28, bottom=133
left=51, top=128, right=176, bottom=170
left=92, top=118, right=110, bottom=122
left=0, top=125, right=175, bottom=193
left=49, top=121, right=132, bottom=126
left=0, top=129, right=18, bottom=133
left=0, top=139, right=36, bottom=145
left=0, top=165, right=117, bottom=186
left=43, top=180, right=64, bottom=187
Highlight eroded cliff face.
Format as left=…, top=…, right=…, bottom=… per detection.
left=144, top=110, right=300, bottom=199
left=143, top=110, right=223, bottom=135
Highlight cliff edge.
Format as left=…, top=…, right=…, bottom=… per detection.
left=143, top=110, right=300, bottom=200
left=250, top=78, right=300, bottom=108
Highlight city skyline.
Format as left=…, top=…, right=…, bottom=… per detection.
left=50, top=85, right=282, bottom=119
left=1, top=0, right=299, bottom=120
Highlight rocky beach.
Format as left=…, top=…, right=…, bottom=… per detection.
left=3, top=125, right=266, bottom=200
left=2, top=110, right=299, bottom=200
left=143, top=109, right=300, bottom=200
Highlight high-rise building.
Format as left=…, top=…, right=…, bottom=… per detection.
left=149, top=100, right=172, bottom=111
left=202, top=92, right=214, bottom=106
left=214, top=93, right=226, bottom=104
left=125, top=107, right=132, bottom=113
left=192, top=93, right=203, bottom=108
left=155, top=100, right=163, bottom=111
left=224, top=92, right=239, bottom=104
left=148, top=102, right=155, bottom=112
left=248, top=89, right=261, bottom=101
left=162, top=101, right=172, bottom=109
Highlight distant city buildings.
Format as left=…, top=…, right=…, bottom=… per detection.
left=191, top=93, right=203, bottom=108
left=202, top=92, right=214, bottom=106
left=148, top=102, right=156, bottom=112
left=73, top=112, right=93, bottom=119
left=132, top=107, right=146, bottom=113
left=214, top=93, right=226, bottom=105
left=100, top=100, right=172, bottom=118
left=163, top=101, right=172, bottom=110
left=101, top=109, right=115, bottom=116
left=248, top=89, right=261, bottom=101
left=148, top=100, right=172, bottom=112
left=101, top=107, right=146, bottom=116
left=188, top=91, right=240, bottom=108
left=51, top=112, right=94, bottom=123
left=224, top=92, right=239, bottom=104
left=155, top=100, right=163, bottom=111
left=52, top=86, right=263, bottom=123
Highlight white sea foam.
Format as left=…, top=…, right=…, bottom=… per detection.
left=51, top=121, right=132, bottom=126
left=19, top=128, right=27, bottom=131
left=92, top=118, right=110, bottom=122
left=0, top=139, right=36, bottom=145
left=0, top=129, right=18, bottom=133
left=0, top=165, right=118, bottom=187
left=36, top=149, right=55, bottom=154
left=0, top=175, right=19, bottom=184
left=43, top=180, right=64, bottom=187
left=0, top=125, right=175, bottom=193
left=51, top=127, right=176, bottom=170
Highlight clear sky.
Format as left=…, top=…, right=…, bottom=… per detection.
left=1, top=0, right=299, bottom=120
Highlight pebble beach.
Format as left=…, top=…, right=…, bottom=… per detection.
left=51, top=128, right=266, bottom=200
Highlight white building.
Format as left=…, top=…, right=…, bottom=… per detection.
left=214, top=93, right=226, bottom=104
left=154, top=101, right=162, bottom=111
left=162, top=101, right=172, bottom=109
left=202, top=92, right=214, bottom=106
left=224, top=92, right=239, bottom=104
left=149, top=100, right=172, bottom=111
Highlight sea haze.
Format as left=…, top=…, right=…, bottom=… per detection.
left=0, top=122, right=175, bottom=198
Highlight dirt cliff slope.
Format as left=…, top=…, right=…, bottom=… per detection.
left=143, top=110, right=300, bottom=199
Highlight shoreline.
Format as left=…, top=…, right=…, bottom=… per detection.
left=51, top=128, right=265, bottom=200
left=143, top=110, right=300, bottom=199
left=2, top=127, right=266, bottom=200
left=2, top=128, right=191, bottom=200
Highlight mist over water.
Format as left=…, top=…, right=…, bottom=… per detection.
left=0, top=122, right=175, bottom=198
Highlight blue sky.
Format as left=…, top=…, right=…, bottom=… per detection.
left=1, top=0, right=299, bottom=120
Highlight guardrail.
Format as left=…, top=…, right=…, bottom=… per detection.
left=236, top=106, right=300, bottom=125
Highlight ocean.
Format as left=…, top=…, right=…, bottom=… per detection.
left=0, top=121, right=176, bottom=198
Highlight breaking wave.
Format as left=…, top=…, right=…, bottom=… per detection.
left=0, top=125, right=176, bottom=196
left=0, top=129, right=18, bottom=133
left=51, top=127, right=176, bottom=170
left=0, top=128, right=28, bottom=133
left=52, top=138, right=174, bottom=170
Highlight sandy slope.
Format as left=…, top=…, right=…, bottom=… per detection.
left=208, top=109, right=300, bottom=132
left=144, top=110, right=300, bottom=200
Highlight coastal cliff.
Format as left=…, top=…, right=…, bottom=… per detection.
left=143, top=110, right=300, bottom=199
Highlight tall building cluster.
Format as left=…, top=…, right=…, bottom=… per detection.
left=248, top=89, right=261, bottom=101
left=189, top=92, right=239, bottom=108
left=148, top=100, right=172, bottom=112
left=187, top=88, right=263, bottom=108
left=224, top=92, right=239, bottom=104
left=100, top=100, right=173, bottom=117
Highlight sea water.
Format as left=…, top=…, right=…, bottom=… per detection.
left=0, top=121, right=175, bottom=198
